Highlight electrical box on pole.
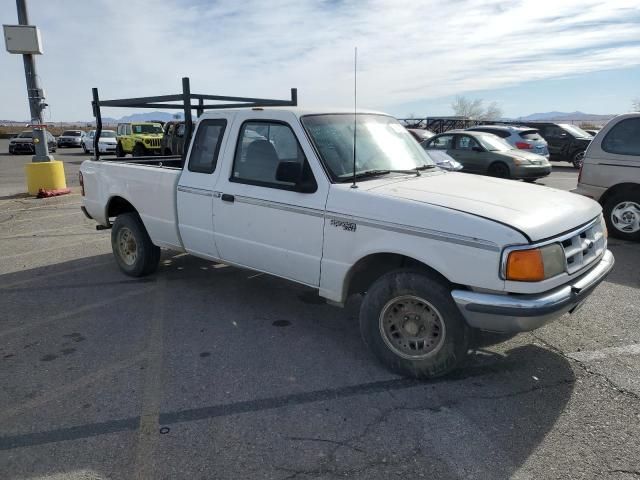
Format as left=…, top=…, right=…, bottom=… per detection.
left=3, top=24, right=43, bottom=54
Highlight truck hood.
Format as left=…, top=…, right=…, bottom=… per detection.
left=365, top=172, right=601, bottom=241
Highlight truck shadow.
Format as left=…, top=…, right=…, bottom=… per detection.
left=0, top=251, right=576, bottom=477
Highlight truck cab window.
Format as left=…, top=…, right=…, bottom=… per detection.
left=232, top=121, right=311, bottom=188
left=188, top=120, right=227, bottom=174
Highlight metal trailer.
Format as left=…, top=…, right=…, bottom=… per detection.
left=91, top=77, right=297, bottom=164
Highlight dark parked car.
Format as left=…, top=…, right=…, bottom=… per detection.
left=8, top=130, right=57, bottom=154
left=161, top=121, right=186, bottom=156
left=57, top=130, right=85, bottom=148
left=423, top=130, right=551, bottom=181
left=519, top=122, right=593, bottom=168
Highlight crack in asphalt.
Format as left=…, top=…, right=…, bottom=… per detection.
left=530, top=332, right=640, bottom=402
left=273, top=378, right=574, bottom=479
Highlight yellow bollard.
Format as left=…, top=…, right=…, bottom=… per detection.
left=24, top=160, right=67, bottom=195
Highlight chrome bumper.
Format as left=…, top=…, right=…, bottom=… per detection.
left=451, top=249, right=614, bottom=333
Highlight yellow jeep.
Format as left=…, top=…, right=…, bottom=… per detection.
left=115, top=122, right=164, bottom=157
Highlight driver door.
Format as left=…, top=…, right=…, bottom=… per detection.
left=212, top=110, right=329, bottom=286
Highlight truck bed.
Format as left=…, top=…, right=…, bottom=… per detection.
left=80, top=158, right=184, bottom=250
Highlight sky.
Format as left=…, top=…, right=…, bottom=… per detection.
left=1, top=0, right=639, bottom=121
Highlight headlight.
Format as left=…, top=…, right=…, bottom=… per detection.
left=512, top=157, right=532, bottom=166
left=144, top=138, right=150, bottom=144
left=503, top=243, right=565, bottom=281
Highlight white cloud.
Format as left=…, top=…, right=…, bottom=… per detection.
left=1, top=0, right=639, bottom=120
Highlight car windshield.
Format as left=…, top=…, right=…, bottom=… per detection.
left=301, top=114, right=435, bottom=180
left=101, top=131, right=116, bottom=138
left=62, top=131, right=82, bottom=136
left=132, top=124, right=163, bottom=134
left=477, top=134, right=514, bottom=151
left=559, top=124, right=592, bottom=138
left=18, top=132, right=33, bottom=138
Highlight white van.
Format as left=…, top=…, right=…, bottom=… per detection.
left=574, top=113, right=640, bottom=241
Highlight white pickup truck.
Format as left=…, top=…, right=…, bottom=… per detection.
left=80, top=108, right=614, bottom=378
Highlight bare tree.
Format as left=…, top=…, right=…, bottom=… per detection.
left=451, top=96, right=503, bottom=120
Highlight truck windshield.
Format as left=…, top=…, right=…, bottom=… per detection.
left=101, top=131, right=116, bottom=138
left=132, top=124, right=163, bottom=134
left=18, top=132, right=33, bottom=138
left=62, top=131, right=83, bottom=136
left=301, top=114, right=435, bottom=181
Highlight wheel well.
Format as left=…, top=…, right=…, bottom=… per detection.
left=488, top=161, right=509, bottom=172
left=600, top=183, right=640, bottom=207
left=345, top=253, right=451, bottom=298
left=107, top=196, right=137, bottom=219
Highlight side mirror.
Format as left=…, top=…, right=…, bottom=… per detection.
left=472, top=146, right=483, bottom=152
left=275, top=161, right=316, bottom=193
left=276, top=161, right=302, bottom=184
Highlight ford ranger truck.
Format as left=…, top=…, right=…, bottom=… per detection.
left=115, top=122, right=164, bottom=157
left=80, top=108, right=614, bottom=379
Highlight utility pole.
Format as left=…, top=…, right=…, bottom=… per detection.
left=16, top=0, right=52, bottom=162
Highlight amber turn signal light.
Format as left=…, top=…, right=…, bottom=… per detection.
left=506, top=249, right=544, bottom=281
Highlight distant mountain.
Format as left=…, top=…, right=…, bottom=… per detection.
left=517, top=111, right=615, bottom=122
left=110, top=111, right=183, bottom=123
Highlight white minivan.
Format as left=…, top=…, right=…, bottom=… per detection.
left=574, top=113, right=640, bottom=241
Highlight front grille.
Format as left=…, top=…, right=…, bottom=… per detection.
left=561, top=219, right=606, bottom=274
left=148, top=138, right=161, bottom=148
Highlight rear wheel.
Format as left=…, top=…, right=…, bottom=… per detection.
left=603, top=191, right=640, bottom=241
left=523, top=178, right=537, bottom=183
left=488, top=162, right=510, bottom=179
left=133, top=143, right=146, bottom=157
left=111, top=213, right=161, bottom=277
left=359, top=270, right=469, bottom=378
left=116, top=142, right=125, bottom=158
left=571, top=150, right=585, bottom=169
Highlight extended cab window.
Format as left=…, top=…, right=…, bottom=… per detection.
left=602, top=118, right=640, bottom=156
left=232, top=121, right=310, bottom=188
left=188, top=120, right=227, bottom=174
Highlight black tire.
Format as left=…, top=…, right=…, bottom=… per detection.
left=111, top=212, right=161, bottom=277
left=571, top=150, right=585, bottom=169
left=82, top=144, right=88, bottom=153
left=116, top=142, right=125, bottom=158
left=359, top=269, right=469, bottom=378
left=488, top=162, right=510, bottom=179
left=523, top=178, right=538, bottom=183
left=603, top=191, right=640, bottom=241
left=133, top=143, right=146, bottom=157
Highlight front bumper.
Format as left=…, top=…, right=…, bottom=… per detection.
left=9, top=143, right=34, bottom=153
left=513, top=164, right=552, bottom=179
left=58, top=139, right=82, bottom=147
left=451, top=249, right=614, bottom=333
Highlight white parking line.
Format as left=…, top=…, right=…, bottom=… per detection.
left=567, top=344, right=640, bottom=362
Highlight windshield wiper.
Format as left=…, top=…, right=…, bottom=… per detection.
left=342, top=165, right=436, bottom=181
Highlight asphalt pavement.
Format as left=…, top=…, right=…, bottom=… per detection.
left=1, top=140, right=639, bottom=479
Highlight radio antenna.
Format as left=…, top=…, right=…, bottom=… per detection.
left=351, top=47, right=358, bottom=189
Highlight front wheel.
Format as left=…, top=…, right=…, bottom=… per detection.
left=488, top=162, right=510, bottom=179
left=116, top=142, right=125, bottom=158
left=111, top=213, right=161, bottom=277
left=359, top=270, right=469, bottom=378
left=572, top=150, right=585, bottom=169
left=132, top=143, right=146, bottom=157
left=603, top=192, right=640, bottom=241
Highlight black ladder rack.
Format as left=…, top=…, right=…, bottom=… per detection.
left=91, top=77, right=297, bottom=162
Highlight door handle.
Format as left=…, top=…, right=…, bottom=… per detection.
left=221, top=193, right=235, bottom=203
